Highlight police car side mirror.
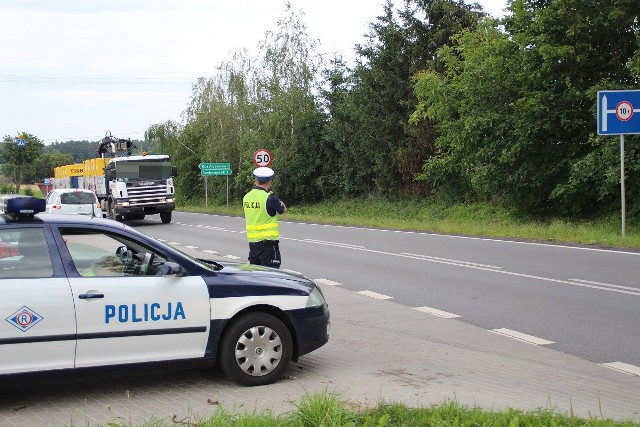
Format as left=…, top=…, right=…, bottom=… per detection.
left=171, top=166, right=178, bottom=178
left=161, top=262, right=186, bottom=277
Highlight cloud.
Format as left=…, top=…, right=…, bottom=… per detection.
left=1, top=0, right=506, bottom=142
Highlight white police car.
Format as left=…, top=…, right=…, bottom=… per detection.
left=0, top=195, right=329, bottom=386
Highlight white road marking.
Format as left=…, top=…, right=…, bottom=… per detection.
left=168, top=242, right=181, bottom=245
left=402, top=253, right=503, bottom=270
left=491, top=328, right=554, bottom=345
left=569, top=279, right=640, bottom=294
left=157, top=238, right=166, bottom=242
left=601, top=362, right=640, bottom=376
left=314, top=278, right=342, bottom=286
left=195, top=224, right=204, bottom=227
left=183, top=245, right=198, bottom=249
left=224, top=255, right=241, bottom=260
left=414, top=306, right=461, bottom=318
left=282, top=235, right=638, bottom=297
left=170, top=216, right=639, bottom=296
left=203, top=249, right=219, bottom=254
left=302, top=239, right=365, bottom=249
left=281, top=221, right=640, bottom=256
left=357, top=290, right=393, bottom=300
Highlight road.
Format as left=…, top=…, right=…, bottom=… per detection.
left=133, top=211, right=640, bottom=372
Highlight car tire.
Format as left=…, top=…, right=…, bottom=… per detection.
left=109, top=199, right=122, bottom=222
left=160, top=211, right=172, bottom=224
left=218, top=312, right=292, bottom=386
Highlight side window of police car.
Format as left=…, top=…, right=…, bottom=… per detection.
left=61, top=229, right=167, bottom=277
left=0, top=228, right=53, bottom=278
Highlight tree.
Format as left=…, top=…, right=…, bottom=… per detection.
left=0, top=133, right=44, bottom=192
left=33, top=151, right=74, bottom=181
left=253, top=3, right=325, bottom=203
left=323, top=0, right=484, bottom=198
left=412, top=0, right=640, bottom=217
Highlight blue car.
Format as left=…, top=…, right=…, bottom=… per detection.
left=0, top=195, right=329, bottom=386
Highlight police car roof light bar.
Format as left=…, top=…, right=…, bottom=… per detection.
left=1, top=195, right=46, bottom=218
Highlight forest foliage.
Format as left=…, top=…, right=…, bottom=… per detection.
left=6, top=1, right=634, bottom=221
left=147, top=0, right=639, bottom=220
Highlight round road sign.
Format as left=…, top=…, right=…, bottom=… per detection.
left=253, top=148, right=273, bottom=167
left=615, top=101, right=634, bottom=122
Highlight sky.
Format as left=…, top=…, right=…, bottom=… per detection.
left=0, top=0, right=508, bottom=144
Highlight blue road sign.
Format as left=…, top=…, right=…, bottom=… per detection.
left=597, top=90, right=640, bottom=135
left=16, top=139, right=26, bottom=147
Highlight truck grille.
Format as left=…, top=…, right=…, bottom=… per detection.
left=127, top=185, right=168, bottom=206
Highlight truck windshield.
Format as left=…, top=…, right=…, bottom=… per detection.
left=115, top=161, right=172, bottom=180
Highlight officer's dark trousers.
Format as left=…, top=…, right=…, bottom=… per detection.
left=248, top=240, right=281, bottom=269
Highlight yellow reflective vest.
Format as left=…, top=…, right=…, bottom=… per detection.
left=243, top=188, right=280, bottom=242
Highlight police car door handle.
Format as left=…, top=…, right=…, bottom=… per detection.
left=78, top=293, right=105, bottom=299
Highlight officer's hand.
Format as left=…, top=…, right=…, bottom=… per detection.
left=281, top=202, right=287, bottom=213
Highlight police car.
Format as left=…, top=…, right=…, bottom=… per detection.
left=0, top=195, right=329, bottom=386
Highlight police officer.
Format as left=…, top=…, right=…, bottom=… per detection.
left=243, top=167, right=287, bottom=268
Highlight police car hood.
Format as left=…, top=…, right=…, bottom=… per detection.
left=203, top=261, right=317, bottom=296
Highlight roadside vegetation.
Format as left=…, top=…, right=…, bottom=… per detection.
left=81, top=390, right=640, bottom=427
left=3, top=1, right=639, bottom=253
left=4, top=184, right=638, bottom=250
left=180, top=199, right=640, bottom=250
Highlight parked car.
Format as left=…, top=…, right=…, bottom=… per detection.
left=0, top=195, right=330, bottom=386
left=45, top=188, right=102, bottom=217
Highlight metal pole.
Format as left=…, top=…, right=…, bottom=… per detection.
left=226, top=176, right=229, bottom=207
left=205, top=176, right=208, bottom=208
left=620, top=135, right=626, bottom=237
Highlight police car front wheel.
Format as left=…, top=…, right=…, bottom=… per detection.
left=219, top=312, right=293, bottom=386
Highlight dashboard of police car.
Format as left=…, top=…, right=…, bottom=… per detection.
left=0, top=195, right=329, bottom=386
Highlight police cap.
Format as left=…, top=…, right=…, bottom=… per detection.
left=253, top=167, right=275, bottom=183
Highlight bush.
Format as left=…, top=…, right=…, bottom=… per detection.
left=0, top=183, right=15, bottom=194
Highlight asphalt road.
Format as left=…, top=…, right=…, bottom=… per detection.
left=132, top=211, right=640, bottom=371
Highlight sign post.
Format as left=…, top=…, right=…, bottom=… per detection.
left=199, top=163, right=232, bottom=207
left=597, top=90, right=640, bottom=236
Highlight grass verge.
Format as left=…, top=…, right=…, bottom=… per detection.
left=180, top=198, right=640, bottom=250
left=81, top=390, right=640, bottom=426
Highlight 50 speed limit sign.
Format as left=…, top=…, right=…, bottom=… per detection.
left=253, top=148, right=273, bottom=167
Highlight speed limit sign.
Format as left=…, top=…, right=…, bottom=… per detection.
left=616, top=101, right=634, bottom=122
left=253, top=148, right=273, bottom=167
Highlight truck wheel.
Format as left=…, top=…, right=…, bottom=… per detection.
left=218, top=312, right=292, bottom=386
left=160, top=211, right=172, bottom=224
left=109, top=200, right=122, bottom=222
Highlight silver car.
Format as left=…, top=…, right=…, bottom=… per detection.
left=45, top=189, right=102, bottom=217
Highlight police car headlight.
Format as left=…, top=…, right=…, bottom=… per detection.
left=166, top=197, right=174, bottom=203
left=306, top=287, right=326, bottom=307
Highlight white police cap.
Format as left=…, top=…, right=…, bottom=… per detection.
left=253, top=167, right=275, bottom=182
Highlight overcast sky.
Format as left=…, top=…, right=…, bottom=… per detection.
left=0, top=0, right=507, bottom=144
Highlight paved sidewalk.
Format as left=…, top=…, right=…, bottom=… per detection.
left=1, top=281, right=639, bottom=426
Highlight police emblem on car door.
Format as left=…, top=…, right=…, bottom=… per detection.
left=58, top=228, right=210, bottom=367
left=0, top=227, right=76, bottom=374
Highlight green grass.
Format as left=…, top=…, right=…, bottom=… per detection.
left=180, top=198, right=640, bottom=250
left=81, top=390, right=640, bottom=426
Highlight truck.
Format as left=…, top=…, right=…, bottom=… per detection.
left=53, top=132, right=177, bottom=223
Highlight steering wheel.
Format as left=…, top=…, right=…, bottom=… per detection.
left=115, top=246, right=134, bottom=273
